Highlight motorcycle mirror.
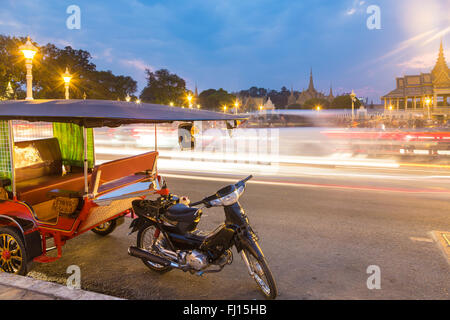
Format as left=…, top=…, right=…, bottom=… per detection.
left=178, top=122, right=196, bottom=151
left=152, top=175, right=166, bottom=191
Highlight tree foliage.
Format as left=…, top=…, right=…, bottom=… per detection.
left=331, top=94, right=361, bottom=109
left=0, top=35, right=28, bottom=99
left=0, top=34, right=137, bottom=100
left=198, top=88, right=236, bottom=111
left=139, top=68, right=187, bottom=105
left=303, top=98, right=330, bottom=109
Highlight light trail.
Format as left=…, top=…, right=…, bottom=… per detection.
left=161, top=173, right=450, bottom=194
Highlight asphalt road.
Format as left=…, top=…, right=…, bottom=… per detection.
left=27, top=165, right=450, bottom=300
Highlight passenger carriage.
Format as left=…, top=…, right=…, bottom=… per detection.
left=0, top=99, right=242, bottom=275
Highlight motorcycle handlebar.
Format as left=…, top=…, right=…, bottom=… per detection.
left=190, top=175, right=253, bottom=207
left=241, top=175, right=253, bottom=184
left=189, top=200, right=205, bottom=207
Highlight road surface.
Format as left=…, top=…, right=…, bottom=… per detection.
left=27, top=165, right=450, bottom=300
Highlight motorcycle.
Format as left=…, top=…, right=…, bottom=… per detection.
left=128, top=175, right=278, bottom=299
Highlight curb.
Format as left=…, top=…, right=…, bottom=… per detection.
left=0, top=273, right=123, bottom=300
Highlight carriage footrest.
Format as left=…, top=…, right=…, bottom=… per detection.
left=33, top=255, right=61, bottom=263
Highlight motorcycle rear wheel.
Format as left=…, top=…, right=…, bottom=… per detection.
left=243, top=249, right=278, bottom=300
left=137, top=225, right=172, bottom=274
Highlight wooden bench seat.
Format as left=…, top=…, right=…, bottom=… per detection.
left=14, top=138, right=87, bottom=206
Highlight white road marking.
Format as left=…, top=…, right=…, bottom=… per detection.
left=409, top=237, right=434, bottom=243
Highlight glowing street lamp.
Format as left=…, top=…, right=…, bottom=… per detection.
left=169, top=101, right=174, bottom=107
left=259, top=105, right=263, bottom=112
left=350, top=90, right=357, bottom=121
left=315, top=105, right=321, bottom=111
left=425, top=97, right=431, bottom=119
left=187, top=94, right=193, bottom=108
left=62, top=67, right=72, bottom=100
left=234, top=99, right=239, bottom=115
left=136, top=99, right=141, bottom=104
left=223, top=105, right=227, bottom=113
left=125, top=94, right=131, bottom=102
left=19, top=36, right=38, bottom=100
left=197, top=104, right=201, bottom=109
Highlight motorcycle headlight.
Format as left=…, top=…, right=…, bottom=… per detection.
left=209, top=186, right=244, bottom=207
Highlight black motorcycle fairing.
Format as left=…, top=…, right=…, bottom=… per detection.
left=200, top=224, right=236, bottom=260
left=235, top=229, right=264, bottom=260
left=224, top=202, right=249, bottom=226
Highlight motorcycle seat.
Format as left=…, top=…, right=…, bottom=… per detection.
left=165, top=203, right=200, bottom=222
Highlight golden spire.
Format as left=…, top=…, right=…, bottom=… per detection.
left=431, top=38, right=450, bottom=87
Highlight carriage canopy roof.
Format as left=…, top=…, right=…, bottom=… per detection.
left=0, top=99, right=247, bottom=128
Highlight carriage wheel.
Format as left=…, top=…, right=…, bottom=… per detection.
left=0, top=227, right=29, bottom=275
left=91, top=219, right=117, bottom=236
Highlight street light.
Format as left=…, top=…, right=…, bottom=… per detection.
left=234, top=99, right=239, bottom=115
left=259, top=105, right=263, bottom=112
left=187, top=94, right=193, bottom=108
left=223, top=105, right=227, bottom=113
left=350, top=90, right=356, bottom=121
left=315, top=105, right=321, bottom=111
left=136, top=99, right=141, bottom=104
left=197, top=104, right=201, bottom=109
left=425, top=97, right=431, bottom=119
left=169, top=101, right=174, bottom=107
left=62, top=67, right=72, bottom=100
left=19, top=36, right=38, bottom=100
left=125, top=94, right=131, bottom=102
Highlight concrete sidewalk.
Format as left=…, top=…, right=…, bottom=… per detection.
left=0, top=273, right=122, bottom=300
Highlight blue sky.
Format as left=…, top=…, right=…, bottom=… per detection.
left=1, top=0, right=449, bottom=102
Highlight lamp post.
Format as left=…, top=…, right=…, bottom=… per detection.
left=350, top=90, right=356, bottom=121
left=315, top=105, right=321, bottom=112
left=223, top=105, right=227, bottom=113
left=234, top=99, right=239, bottom=115
left=187, top=94, right=193, bottom=108
left=62, top=67, right=72, bottom=100
left=19, top=36, right=38, bottom=100
left=125, top=94, right=131, bottom=102
left=425, top=97, right=431, bottom=120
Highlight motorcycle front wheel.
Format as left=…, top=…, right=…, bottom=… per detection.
left=242, top=249, right=278, bottom=299
left=137, top=225, right=172, bottom=274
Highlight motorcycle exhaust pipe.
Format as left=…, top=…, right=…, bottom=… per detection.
left=128, top=246, right=173, bottom=267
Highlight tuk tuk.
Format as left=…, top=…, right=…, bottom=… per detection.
left=0, top=99, right=244, bottom=275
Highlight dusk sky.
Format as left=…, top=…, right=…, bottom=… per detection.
left=1, top=0, right=449, bottom=102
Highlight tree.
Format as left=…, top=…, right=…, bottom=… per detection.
left=198, top=88, right=236, bottom=111
left=303, top=98, right=330, bottom=109
left=0, top=35, right=28, bottom=99
left=331, top=94, right=361, bottom=109
left=140, top=68, right=186, bottom=105
left=0, top=35, right=137, bottom=100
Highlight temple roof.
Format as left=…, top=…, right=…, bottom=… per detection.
left=431, top=39, right=450, bottom=87
left=307, top=68, right=316, bottom=92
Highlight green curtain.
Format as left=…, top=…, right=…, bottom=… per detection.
left=52, top=123, right=94, bottom=168
left=0, top=121, right=12, bottom=182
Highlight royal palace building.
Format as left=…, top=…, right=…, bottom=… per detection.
left=381, top=40, right=450, bottom=113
